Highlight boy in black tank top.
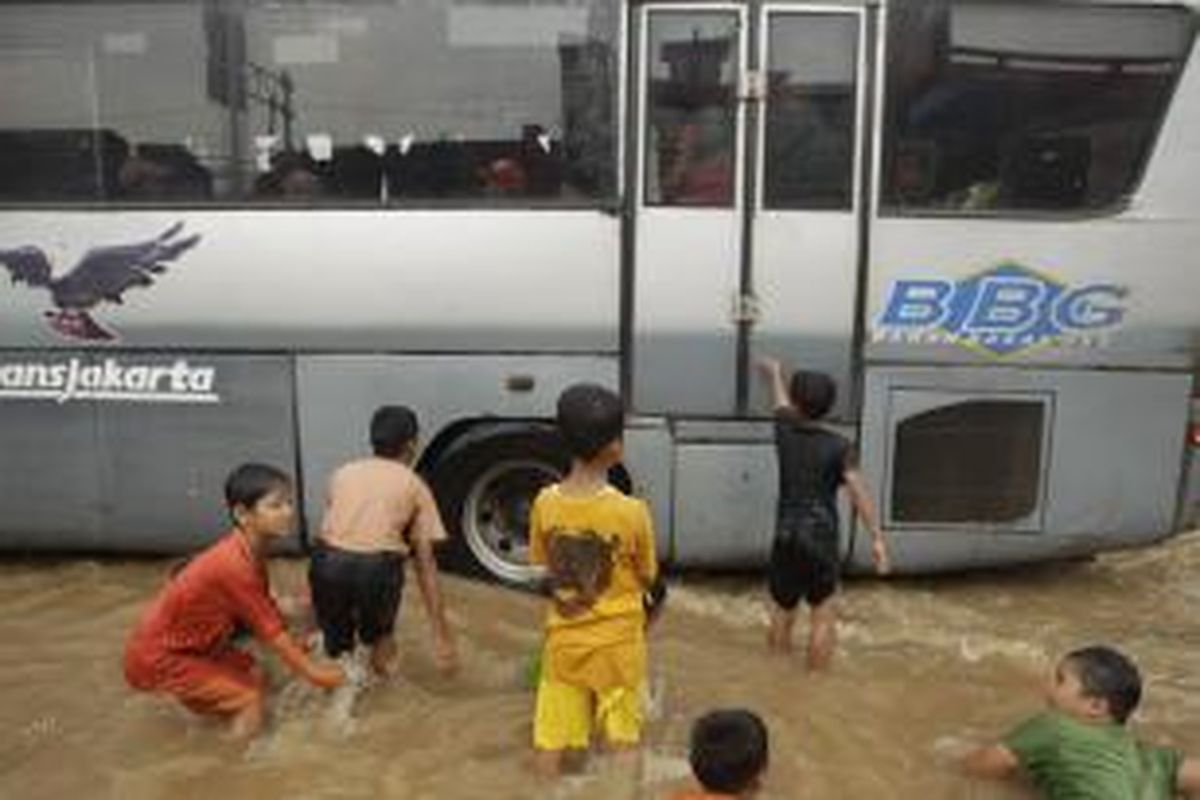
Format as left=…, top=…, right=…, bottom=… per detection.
left=757, top=357, right=891, bottom=670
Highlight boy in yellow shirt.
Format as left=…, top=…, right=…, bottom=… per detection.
left=529, top=383, right=659, bottom=777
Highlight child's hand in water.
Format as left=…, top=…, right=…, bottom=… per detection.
left=932, top=735, right=980, bottom=765
left=308, top=661, right=346, bottom=690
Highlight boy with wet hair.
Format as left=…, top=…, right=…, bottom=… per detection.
left=529, top=382, right=659, bottom=777
left=671, top=709, right=770, bottom=799
left=756, top=357, right=890, bottom=669
left=311, top=405, right=457, bottom=679
left=124, top=463, right=345, bottom=740
left=964, top=645, right=1200, bottom=798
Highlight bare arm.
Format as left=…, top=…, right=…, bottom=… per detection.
left=843, top=467, right=891, bottom=574
left=268, top=631, right=344, bottom=688
left=962, top=744, right=1021, bottom=780
left=1178, top=757, right=1200, bottom=797
left=412, top=536, right=458, bottom=673
left=754, top=356, right=791, bottom=411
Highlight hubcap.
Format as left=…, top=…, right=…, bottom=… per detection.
left=461, top=457, right=561, bottom=584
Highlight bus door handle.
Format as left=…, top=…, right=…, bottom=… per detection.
left=730, top=292, right=761, bottom=325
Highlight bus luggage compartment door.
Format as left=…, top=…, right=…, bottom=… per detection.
left=0, top=351, right=102, bottom=547
left=667, top=419, right=854, bottom=569
left=0, top=352, right=297, bottom=553
left=859, top=366, right=1190, bottom=572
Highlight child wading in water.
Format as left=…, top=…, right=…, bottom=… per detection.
left=963, top=645, right=1200, bottom=798
left=529, top=383, right=659, bottom=778
left=670, top=709, right=770, bottom=799
left=310, top=405, right=457, bottom=681
left=757, top=357, right=890, bottom=669
left=124, top=463, right=344, bottom=739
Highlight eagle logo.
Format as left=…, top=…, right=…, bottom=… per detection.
left=0, top=222, right=200, bottom=342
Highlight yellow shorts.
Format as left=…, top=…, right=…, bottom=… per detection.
left=533, top=677, right=644, bottom=751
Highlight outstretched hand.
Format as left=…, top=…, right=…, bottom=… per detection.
left=309, top=661, right=346, bottom=690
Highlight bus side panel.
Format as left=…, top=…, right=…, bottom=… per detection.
left=1043, top=370, right=1188, bottom=538
left=0, top=351, right=101, bottom=546
left=663, top=420, right=854, bottom=569
left=0, top=352, right=297, bottom=553
left=0, top=211, right=619, bottom=353
left=859, top=366, right=1190, bottom=573
left=293, top=353, right=619, bottom=537
left=673, top=441, right=776, bottom=568
left=866, top=218, right=1196, bottom=370
left=622, top=418, right=675, bottom=566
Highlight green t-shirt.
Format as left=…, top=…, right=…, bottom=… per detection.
left=1004, top=710, right=1182, bottom=800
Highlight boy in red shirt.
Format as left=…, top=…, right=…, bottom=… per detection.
left=124, top=463, right=344, bottom=740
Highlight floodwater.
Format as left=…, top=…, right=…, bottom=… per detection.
left=1, top=532, right=1197, bottom=800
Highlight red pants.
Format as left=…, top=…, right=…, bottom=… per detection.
left=128, top=647, right=264, bottom=717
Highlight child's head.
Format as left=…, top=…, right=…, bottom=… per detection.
left=688, top=709, right=769, bottom=797
left=370, top=405, right=419, bottom=460
left=1049, top=646, right=1142, bottom=724
left=788, top=370, right=836, bottom=420
left=224, top=462, right=294, bottom=538
left=556, top=383, right=624, bottom=465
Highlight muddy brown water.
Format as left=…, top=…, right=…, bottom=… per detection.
left=1, top=532, right=1197, bottom=799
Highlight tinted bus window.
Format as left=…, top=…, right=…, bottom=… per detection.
left=0, top=0, right=619, bottom=206
left=763, top=13, right=858, bottom=210
left=643, top=11, right=739, bottom=208
left=882, top=1, right=1194, bottom=213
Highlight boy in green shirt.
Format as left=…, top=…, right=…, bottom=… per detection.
left=964, top=645, right=1200, bottom=798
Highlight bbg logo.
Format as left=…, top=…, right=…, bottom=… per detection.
left=875, top=262, right=1127, bottom=357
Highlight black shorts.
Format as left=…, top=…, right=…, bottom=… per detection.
left=309, top=542, right=405, bottom=658
left=766, top=520, right=839, bottom=610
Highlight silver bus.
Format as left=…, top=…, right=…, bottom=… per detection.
left=0, top=0, right=1196, bottom=584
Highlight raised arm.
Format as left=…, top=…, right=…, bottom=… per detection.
left=754, top=356, right=791, bottom=411
left=843, top=467, right=891, bottom=574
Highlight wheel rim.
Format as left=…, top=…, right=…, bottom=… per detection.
left=461, top=456, right=561, bottom=583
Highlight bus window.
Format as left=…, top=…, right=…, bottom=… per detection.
left=0, top=0, right=620, bottom=206
left=881, top=1, right=1194, bottom=213
left=643, top=12, right=739, bottom=208
left=0, top=3, right=217, bottom=202
left=763, top=13, right=858, bottom=210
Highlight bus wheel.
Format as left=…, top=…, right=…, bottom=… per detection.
left=430, top=432, right=566, bottom=587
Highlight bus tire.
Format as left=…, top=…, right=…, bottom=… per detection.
left=429, top=430, right=567, bottom=588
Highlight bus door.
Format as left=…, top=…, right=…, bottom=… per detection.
left=747, top=5, right=867, bottom=421
left=632, top=4, right=747, bottom=415
left=632, top=3, right=868, bottom=418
